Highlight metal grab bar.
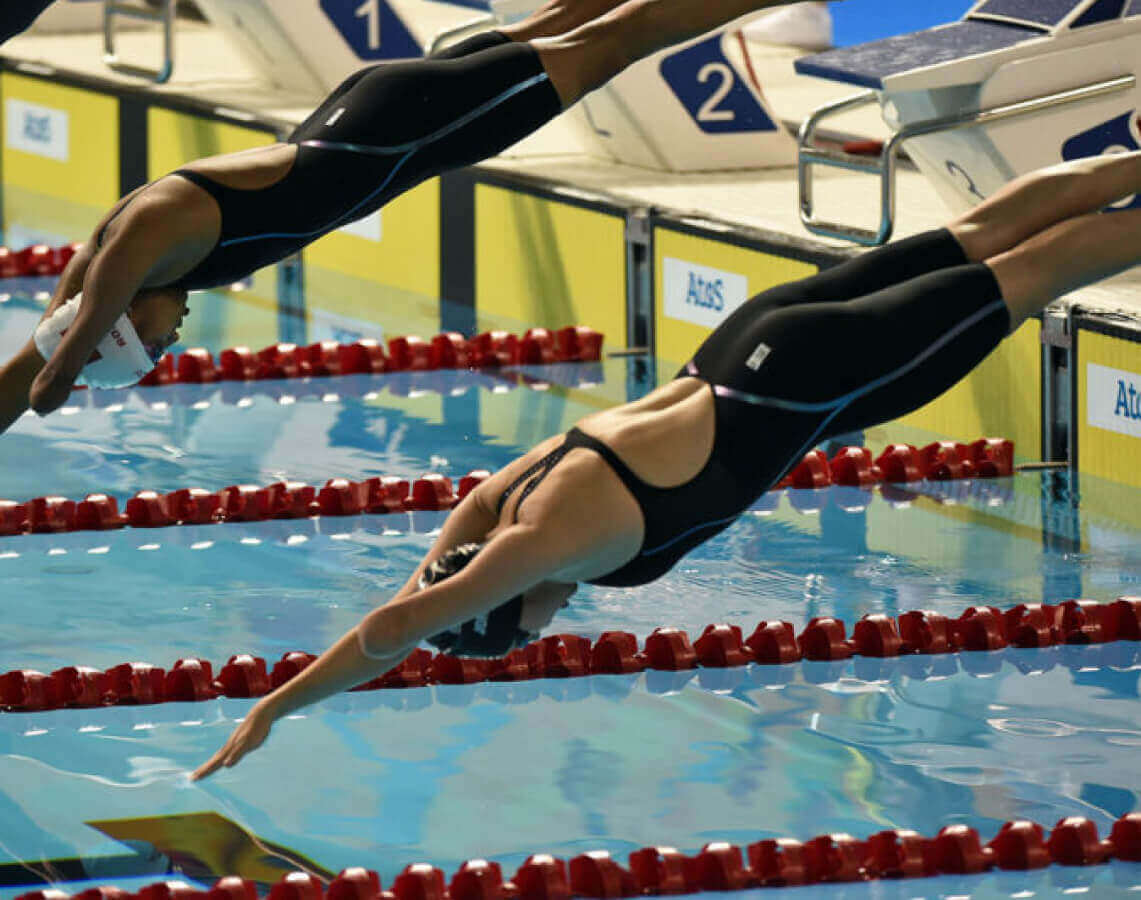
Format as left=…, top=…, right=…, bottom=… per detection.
left=104, top=0, right=175, bottom=84
left=797, top=74, right=1137, bottom=246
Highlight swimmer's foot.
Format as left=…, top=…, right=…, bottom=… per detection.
left=740, top=1, right=832, bottom=51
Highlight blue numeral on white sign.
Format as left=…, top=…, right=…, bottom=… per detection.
left=659, top=33, right=777, bottom=135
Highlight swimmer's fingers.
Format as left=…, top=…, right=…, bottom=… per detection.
left=192, top=705, right=275, bottom=781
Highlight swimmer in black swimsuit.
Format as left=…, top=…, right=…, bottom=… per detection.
left=196, top=151, right=1141, bottom=780
left=0, top=0, right=833, bottom=426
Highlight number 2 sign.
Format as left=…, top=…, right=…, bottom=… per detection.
left=658, top=33, right=778, bottom=135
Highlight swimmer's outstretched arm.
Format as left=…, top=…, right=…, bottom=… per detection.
left=191, top=519, right=572, bottom=781
left=28, top=208, right=168, bottom=416
left=0, top=243, right=97, bottom=434
left=0, top=341, right=44, bottom=434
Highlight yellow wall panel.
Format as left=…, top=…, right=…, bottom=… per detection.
left=865, top=320, right=1042, bottom=460
left=304, top=270, right=440, bottom=342
left=147, top=107, right=275, bottom=177
left=305, top=179, right=440, bottom=302
left=1077, top=329, right=1141, bottom=489
left=652, top=228, right=818, bottom=365
left=475, top=185, right=626, bottom=346
left=1, top=73, right=119, bottom=216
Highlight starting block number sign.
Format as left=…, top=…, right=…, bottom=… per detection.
left=659, top=34, right=778, bottom=135
left=320, top=0, right=421, bottom=60
left=1062, top=112, right=1141, bottom=210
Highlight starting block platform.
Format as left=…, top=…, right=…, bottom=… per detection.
left=796, top=0, right=1141, bottom=245
left=1, top=7, right=1140, bottom=489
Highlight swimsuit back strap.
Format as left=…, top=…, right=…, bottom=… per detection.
left=496, top=435, right=574, bottom=519
left=564, top=428, right=647, bottom=500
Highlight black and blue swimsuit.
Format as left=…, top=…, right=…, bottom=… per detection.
left=498, top=229, right=1010, bottom=588
left=102, top=32, right=559, bottom=290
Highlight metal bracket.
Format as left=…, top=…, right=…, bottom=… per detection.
left=426, top=14, right=497, bottom=58
left=797, top=74, right=1136, bottom=246
left=104, top=0, right=175, bottom=84
left=1041, top=309, right=1073, bottom=349
left=625, top=207, right=653, bottom=354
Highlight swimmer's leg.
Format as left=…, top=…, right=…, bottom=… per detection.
left=950, top=150, right=1141, bottom=263
left=531, top=0, right=807, bottom=105
left=736, top=265, right=1011, bottom=443
left=753, top=208, right=1141, bottom=441
left=987, top=205, right=1141, bottom=332
left=313, top=0, right=806, bottom=186
left=436, top=0, right=801, bottom=57
left=429, top=31, right=514, bottom=59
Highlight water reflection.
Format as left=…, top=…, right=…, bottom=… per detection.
left=0, top=651, right=1138, bottom=896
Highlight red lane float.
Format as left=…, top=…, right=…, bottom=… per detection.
left=0, top=437, right=1015, bottom=541
left=777, top=439, right=1015, bottom=490
left=3, top=597, right=1138, bottom=713
left=0, top=242, right=79, bottom=279
left=15, top=814, right=1141, bottom=900
left=0, top=472, right=489, bottom=538
left=136, top=326, right=604, bottom=388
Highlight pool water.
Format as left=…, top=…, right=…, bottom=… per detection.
left=1, top=302, right=1140, bottom=899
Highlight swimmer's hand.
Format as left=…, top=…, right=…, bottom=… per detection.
left=192, top=698, right=277, bottom=781
left=29, top=364, right=77, bottom=416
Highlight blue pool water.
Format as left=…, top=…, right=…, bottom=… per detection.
left=2, top=302, right=1141, bottom=899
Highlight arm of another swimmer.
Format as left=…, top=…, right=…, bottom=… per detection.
left=28, top=220, right=159, bottom=416
left=191, top=523, right=565, bottom=781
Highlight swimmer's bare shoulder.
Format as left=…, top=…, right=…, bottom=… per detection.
left=513, top=447, right=643, bottom=580
left=96, top=178, right=220, bottom=287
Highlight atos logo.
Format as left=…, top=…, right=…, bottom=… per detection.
left=23, top=112, right=52, bottom=145
left=659, top=34, right=777, bottom=135
left=1116, top=378, right=1141, bottom=422
left=1062, top=113, right=1141, bottom=210
left=663, top=257, right=747, bottom=329
left=686, top=273, right=725, bottom=311
left=1088, top=363, right=1141, bottom=440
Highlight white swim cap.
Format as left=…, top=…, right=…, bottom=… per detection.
left=33, top=294, right=158, bottom=389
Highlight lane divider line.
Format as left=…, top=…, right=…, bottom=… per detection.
left=0, top=438, right=1016, bottom=540
left=13, top=813, right=1141, bottom=900
left=2, top=595, right=1137, bottom=712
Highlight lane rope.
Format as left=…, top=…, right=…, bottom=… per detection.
left=2, top=592, right=1137, bottom=712
left=0, top=438, right=1016, bottom=539
left=13, top=813, right=1141, bottom=900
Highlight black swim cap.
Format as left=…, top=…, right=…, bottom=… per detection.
left=421, top=543, right=538, bottom=658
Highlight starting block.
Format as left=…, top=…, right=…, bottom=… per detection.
left=567, top=28, right=795, bottom=172
left=191, top=0, right=487, bottom=93
left=796, top=0, right=1141, bottom=243
left=432, top=10, right=795, bottom=171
